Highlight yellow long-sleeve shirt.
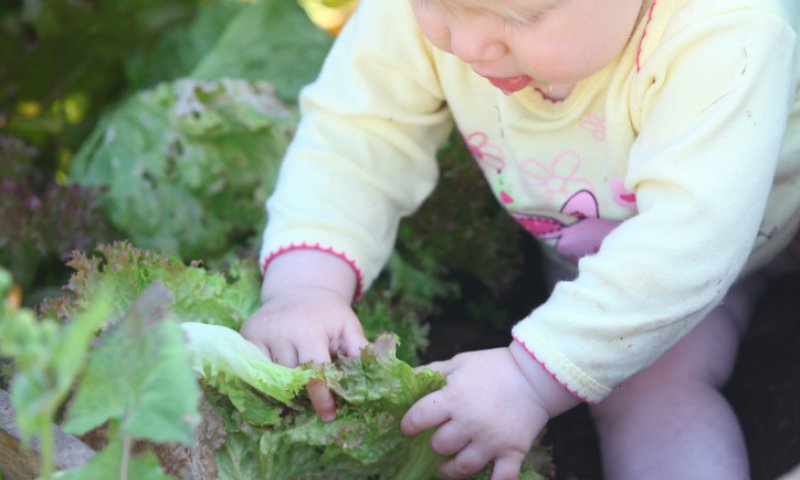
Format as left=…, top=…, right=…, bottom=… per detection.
left=262, top=0, right=800, bottom=402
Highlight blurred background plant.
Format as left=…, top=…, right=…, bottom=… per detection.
left=0, top=0, right=334, bottom=295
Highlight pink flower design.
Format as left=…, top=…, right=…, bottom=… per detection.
left=610, top=177, right=638, bottom=212
left=494, top=172, right=515, bottom=205
left=519, top=151, right=594, bottom=205
left=580, top=112, right=606, bottom=141
left=512, top=190, right=621, bottom=263
left=464, top=131, right=505, bottom=172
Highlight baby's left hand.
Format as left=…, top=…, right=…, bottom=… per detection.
left=401, top=344, right=578, bottom=479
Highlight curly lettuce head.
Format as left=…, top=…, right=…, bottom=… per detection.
left=69, top=78, right=296, bottom=262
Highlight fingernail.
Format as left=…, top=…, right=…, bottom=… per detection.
left=321, top=412, right=336, bottom=422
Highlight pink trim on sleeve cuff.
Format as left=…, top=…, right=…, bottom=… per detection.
left=261, top=243, right=365, bottom=300
left=635, top=0, right=658, bottom=72
left=512, top=335, right=591, bottom=404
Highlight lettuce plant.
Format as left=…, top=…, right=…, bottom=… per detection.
left=2, top=243, right=553, bottom=479
left=68, top=79, right=294, bottom=263
left=0, top=135, right=111, bottom=292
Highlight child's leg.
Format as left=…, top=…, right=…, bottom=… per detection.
left=589, top=275, right=765, bottom=480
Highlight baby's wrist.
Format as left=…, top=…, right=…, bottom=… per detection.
left=260, top=249, right=357, bottom=304
left=509, top=341, right=581, bottom=418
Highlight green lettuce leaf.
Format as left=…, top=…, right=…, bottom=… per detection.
left=126, top=0, right=332, bottom=102
left=1, top=266, right=112, bottom=478
left=200, top=329, right=552, bottom=479
left=0, top=267, right=110, bottom=441
left=68, top=78, right=294, bottom=262
left=30, top=245, right=553, bottom=478
left=39, top=241, right=261, bottom=330
left=182, top=322, right=314, bottom=407
left=52, top=437, right=173, bottom=480
left=196, top=328, right=447, bottom=480
left=63, top=283, right=201, bottom=444
left=124, top=0, right=246, bottom=93
left=188, top=0, right=333, bottom=101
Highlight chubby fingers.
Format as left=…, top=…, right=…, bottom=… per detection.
left=437, top=443, right=491, bottom=479
left=400, top=389, right=450, bottom=436
left=271, top=343, right=299, bottom=367
left=306, top=379, right=337, bottom=422
left=305, top=329, right=367, bottom=422
left=428, top=421, right=470, bottom=456
left=438, top=446, right=524, bottom=480
left=420, top=358, right=457, bottom=377
left=490, top=455, right=525, bottom=480
left=297, top=342, right=337, bottom=421
left=339, top=322, right=369, bottom=358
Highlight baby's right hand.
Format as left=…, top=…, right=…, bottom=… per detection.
left=240, top=250, right=368, bottom=421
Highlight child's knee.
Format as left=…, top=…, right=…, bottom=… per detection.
left=589, top=370, right=721, bottom=429
left=592, top=319, right=741, bottom=423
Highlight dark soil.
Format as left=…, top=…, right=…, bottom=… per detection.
left=422, top=243, right=800, bottom=480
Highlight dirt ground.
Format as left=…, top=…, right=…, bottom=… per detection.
left=423, top=244, right=800, bottom=480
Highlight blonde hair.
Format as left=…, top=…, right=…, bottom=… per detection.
left=422, top=0, right=562, bottom=23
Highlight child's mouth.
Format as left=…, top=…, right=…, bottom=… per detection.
left=486, top=75, right=533, bottom=94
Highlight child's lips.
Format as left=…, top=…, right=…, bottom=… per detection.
left=486, top=75, right=533, bottom=93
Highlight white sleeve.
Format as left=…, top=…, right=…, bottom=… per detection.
left=513, top=8, right=798, bottom=402
left=261, top=0, right=453, bottom=291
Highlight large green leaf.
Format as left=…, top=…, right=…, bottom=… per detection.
left=68, top=78, right=294, bottom=261
left=189, top=0, right=333, bottom=101
left=0, top=268, right=110, bottom=441
left=125, top=0, right=332, bottom=102
left=182, top=322, right=314, bottom=406
left=52, top=437, right=173, bottom=480
left=63, top=283, right=201, bottom=444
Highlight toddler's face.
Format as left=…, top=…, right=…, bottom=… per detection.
left=411, top=0, right=645, bottom=96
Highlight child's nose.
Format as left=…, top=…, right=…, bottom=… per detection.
left=448, top=25, right=507, bottom=64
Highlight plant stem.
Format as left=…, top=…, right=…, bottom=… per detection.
left=120, top=436, right=131, bottom=480
left=39, top=425, right=54, bottom=480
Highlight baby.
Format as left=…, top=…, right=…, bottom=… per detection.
left=242, top=0, right=800, bottom=478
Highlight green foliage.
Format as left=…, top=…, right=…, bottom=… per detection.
left=63, top=284, right=201, bottom=444
left=2, top=0, right=333, bottom=280
left=201, top=330, right=551, bottom=479
left=0, top=0, right=202, bottom=104
left=183, top=322, right=314, bottom=408
left=199, top=330, right=447, bottom=480
left=61, top=0, right=334, bottom=263
left=0, top=266, right=111, bottom=478
left=400, top=133, right=527, bottom=298
left=186, top=0, right=333, bottom=102
left=0, top=0, right=205, bottom=156
left=124, top=1, right=248, bottom=93
left=53, top=438, right=173, bottom=480
left=357, top=253, right=456, bottom=364
left=0, top=136, right=112, bottom=292
left=39, top=241, right=261, bottom=330
left=41, top=241, right=434, bottom=364
left=3, top=258, right=454, bottom=479
left=68, top=79, right=294, bottom=262
left=17, top=242, right=552, bottom=478
left=126, top=0, right=333, bottom=101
